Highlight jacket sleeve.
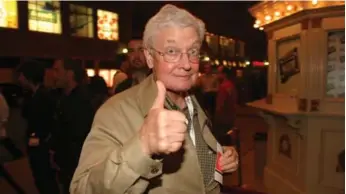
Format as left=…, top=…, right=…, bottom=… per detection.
left=70, top=104, right=163, bottom=194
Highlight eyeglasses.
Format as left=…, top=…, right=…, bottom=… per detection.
left=150, top=47, right=201, bottom=63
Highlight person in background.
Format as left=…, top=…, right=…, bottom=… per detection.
left=71, top=4, right=239, bottom=194
left=196, top=61, right=219, bottom=120
left=114, top=36, right=150, bottom=94
left=111, top=60, right=129, bottom=94
left=0, top=87, right=9, bottom=139
left=51, top=59, right=95, bottom=194
left=88, top=75, right=109, bottom=111
left=17, top=60, right=60, bottom=194
left=214, top=66, right=237, bottom=145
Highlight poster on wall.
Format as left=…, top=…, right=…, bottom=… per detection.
left=278, top=47, right=300, bottom=84
left=0, top=0, right=18, bottom=28
left=28, top=1, right=62, bottom=34
left=97, top=9, right=119, bottom=41
left=326, top=31, right=345, bottom=98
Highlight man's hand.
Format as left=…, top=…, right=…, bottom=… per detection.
left=140, top=80, right=188, bottom=156
left=220, top=146, right=239, bottom=173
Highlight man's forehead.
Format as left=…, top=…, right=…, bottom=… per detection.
left=128, top=40, right=143, bottom=48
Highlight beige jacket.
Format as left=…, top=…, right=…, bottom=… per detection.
left=70, top=75, right=221, bottom=194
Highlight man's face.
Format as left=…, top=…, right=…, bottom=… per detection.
left=52, top=59, right=68, bottom=88
left=127, top=40, right=146, bottom=70
left=144, top=26, right=200, bottom=92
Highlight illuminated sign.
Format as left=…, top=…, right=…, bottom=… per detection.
left=28, top=1, right=62, bottom=34
left=97, top=9, right=119, bottom=41
left=0, top=0, right=18, bottom=29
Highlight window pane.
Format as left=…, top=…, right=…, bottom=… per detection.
left=70, top=4, right=93, bottom=38
left=28, top=0, right=62, bottom=34
left=97, top=9, right=119, bottom=41
left=0, top=0, right=18, bottom=29
left=326, top=30, right=345, bottom=98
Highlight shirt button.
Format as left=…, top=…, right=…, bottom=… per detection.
left=150, top=166, right=159, bottom=174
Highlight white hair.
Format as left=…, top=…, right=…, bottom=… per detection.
left=143, top=4, right=206, bottom=48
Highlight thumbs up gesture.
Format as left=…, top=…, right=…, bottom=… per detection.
left=140, top=80, right=188, bottom=155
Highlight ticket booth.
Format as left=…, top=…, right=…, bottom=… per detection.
left=248, top=1, right=345, bottom=194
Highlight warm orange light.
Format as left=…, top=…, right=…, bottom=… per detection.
left=265, top=15, right=272, bottom=21
left=259, top=27, right=264, bottom=31
left=254, top=23, right=259, bottom=28
left=274, top=11, right=281, bottom=17
left=286, top=5, right=293, bottom=11
left=255, top=19, right=261, bottom=24
left=312, top=0, right=318, bottom=6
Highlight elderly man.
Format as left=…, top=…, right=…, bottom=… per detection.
left=70, top=4, right=238, bottom=194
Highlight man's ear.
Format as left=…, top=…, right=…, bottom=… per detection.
left=144, top=49, right=154, bottom=69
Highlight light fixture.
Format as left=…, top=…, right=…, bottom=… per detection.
left=312, top=0, right=318, bottom=5
left=259, top=27, right=264, bottom=30
left=286, top=5, right=293, bottom=11
left=215, top=60, right=220, bottom=65
left=255, top=20, right=261, bottom=24
left=203, top=56, right=210, bottom=61
left=265, top=15, right=272, bottom=21
left=122, top=48, right=128, bottom=54
left=223, top=60, right=227, bottom=66
left=274, top=11, right=281, bottom=17
left=264, top=61, right=269, bottom=66
left=254, top=23, right=259, bottom=28
left=245, top=61, right=250, bottom=65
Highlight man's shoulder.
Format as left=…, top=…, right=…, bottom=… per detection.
left=102, top=85, right=140, bottom=111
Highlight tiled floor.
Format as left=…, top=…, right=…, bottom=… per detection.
left=0, top=106, right=269, bottom=194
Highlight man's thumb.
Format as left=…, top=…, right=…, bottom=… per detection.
left=151, top=80, right=166, bottom=109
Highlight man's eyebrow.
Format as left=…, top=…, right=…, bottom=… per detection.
left=166, top=39, right=176, bottom=43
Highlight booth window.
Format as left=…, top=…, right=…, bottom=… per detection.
left=28, top=0, right=62, bottom=34
left=97, top=9, right=119, bottom=41
left=0, top=0, right=18, bottom=29
left=326, top=30, right=345, bottom=98
left=70, top=4, right=93, bottom=38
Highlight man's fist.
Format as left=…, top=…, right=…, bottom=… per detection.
left=140, top=81, right=188, bottom=155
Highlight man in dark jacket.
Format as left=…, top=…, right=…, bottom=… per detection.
left=114, top=37, right=150, bottom=94
left=18, top=60, right=60, bottom=194
left=51, top=59, right=95, bottom=194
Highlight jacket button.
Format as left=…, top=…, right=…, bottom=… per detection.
left=150, top=166, right=159, bottom=174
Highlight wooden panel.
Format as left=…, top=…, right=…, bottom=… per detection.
left=319, top=129, right=345, bottom=189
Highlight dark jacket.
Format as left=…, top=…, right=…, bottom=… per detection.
left=51, top=85, right=95, bottom=171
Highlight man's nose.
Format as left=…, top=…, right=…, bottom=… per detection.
left=180, top=53, right=191, bottom=70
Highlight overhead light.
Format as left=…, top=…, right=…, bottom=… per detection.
left=245, top=61, right=250, bottom=65
left=264, top=61, right=269, bottom=66
left=254, top=23, right=259, bottom=28
left=265, top=15, right=272, bottom=21
left=286, top=5, right=293, bottom=11
left=255, top=20, right=261, bottom=24
left=259, top=27, right=264, bottom=30
left=274, top=11, right=281, bottom=17
left=312, top=0, right=318, bottom=5
left=203, top=56, right=210, bottom=61
left=215, top=60, right=220, bottom=65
